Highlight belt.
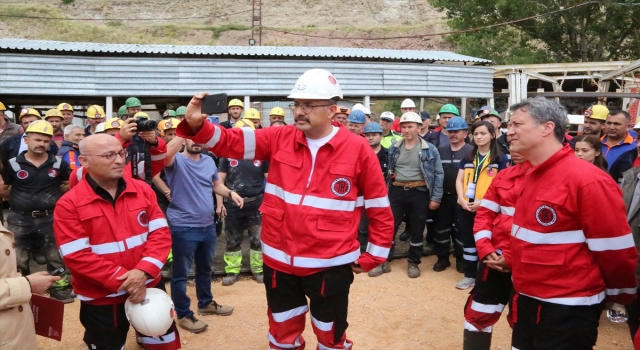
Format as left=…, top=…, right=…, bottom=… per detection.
left=11, top=209, right=54, bottom=218
left=392, top=180, right=427, bottom=189
left=224, top=193, right=263, bottom=204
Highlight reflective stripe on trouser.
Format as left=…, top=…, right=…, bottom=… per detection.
left=433, top=193, right=460, bottom=258
left=456, top=206, right=478, bottom=278
left=510, top=293, right=602, bottom=350
left=264, top=263, right=354, bottom=350
left=224, top=198, right=262, bottom=251
left=250, top=249, right=263, bottom=274
left=224, top=250, right=243, bottom=274
left=167, top=250, right=173, bottom=263
left=464, top=260, right=513, bottom=334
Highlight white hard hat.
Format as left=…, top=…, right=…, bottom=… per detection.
left=401, top=99, right=416, bottom=109
left=352, top=103, right=371, bottom=115
left=95, top=122, right=106, bottom=134
left=125, top=288, right=175, bottom=337
left=380, top=111, right=395, bottom=122
left=399, top=112, right=423, bottom=125
left=288, top=69, right=343, bottom=100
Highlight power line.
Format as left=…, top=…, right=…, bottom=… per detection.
left=262, top=1, right=602, bottom=41
left=0, top=9, right=252, bottom=21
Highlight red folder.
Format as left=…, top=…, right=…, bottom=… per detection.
left=30, top=294, right=64, bottom=341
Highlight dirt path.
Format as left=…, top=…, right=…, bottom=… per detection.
left=37, top=257, right=632, bottom=349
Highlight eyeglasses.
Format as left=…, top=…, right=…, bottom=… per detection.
left=289, top=102, right=332, bottom=114
left=86, top=150, right=128, bottom=161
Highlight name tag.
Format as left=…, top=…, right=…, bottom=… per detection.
left=465, top=183, right=476, bottom=199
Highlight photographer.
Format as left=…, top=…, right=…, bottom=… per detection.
left=68, top=112, right=167, bottom=188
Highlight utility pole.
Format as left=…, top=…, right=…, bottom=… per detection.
left=249, top=0, right=262, bottom=46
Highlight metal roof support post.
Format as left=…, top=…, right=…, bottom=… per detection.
left=506, top=73, right=518, bottom=107
left=364, top=96, right=371, bottom=113
left=519, top=73, right=529, bottom=103
left=488, top=98, right=494, bottom=109
left=419, top=98, right=425, bottom=112
left=461, top=97, right=467, bottom=120
left=244, top=96, right=251, bottom=114
left=105, top=96, right=113, bottom=119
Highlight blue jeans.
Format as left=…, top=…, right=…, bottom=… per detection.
left=170, top=224, right=217, bottom=319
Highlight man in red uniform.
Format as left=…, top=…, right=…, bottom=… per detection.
left=462, top=151, right=528, bottom=350
left=497, top=97, right=637, bottom=350
left=177, top=69, right=394, bottom=350
left=54, top=134, right=179, bottom=350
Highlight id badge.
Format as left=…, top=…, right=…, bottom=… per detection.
left=465, top=183, right=476, bottom=199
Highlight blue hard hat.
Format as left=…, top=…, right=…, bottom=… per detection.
left=363, top=122, right=383, bottom=134
left=207, top=115, right=220, bottom=125
left=420, top=111, right=430, bottom=120
left=347, top=110, right=366, bottom=124
left=446, top=116, right=468, bottom=131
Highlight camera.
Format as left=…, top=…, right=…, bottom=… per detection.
left=134, top=116, right=158, bottom=132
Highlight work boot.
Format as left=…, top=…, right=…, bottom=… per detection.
left=399, top=230, right=411, bottom=241
left=49, top=287, right=75, bottom=304
left=177, top=314, right=208, bottom=333
left=423, top=242, right=435, bottom=256
left=456, top=277, right=476, bottom=290
left=433, top=257, right=451, bottom=272
left=368, top=261, right=391, bottom=277
left=34, top=253, right=46, bottom=265
left=407, top=261, right=421, bottom=278
left=253, top=272, right=264, bottom=284
left=222, top=273, right=239, bottom=286
left=198, top=301, right=234, bottom=316
left=456, top=257, right=465, bottom=273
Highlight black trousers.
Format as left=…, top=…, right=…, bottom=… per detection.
left=456, top=206, right=478, bottom=278
left=626, top=287, right=640, bottom=344
left=510, top=293, right=603, bottom=350
left=79, top=282, right=180, bottom=350
left=433, top=193, right=463, bottom=258
left=388, top=186, right=430, bottom=264
left=357, top=210, right=369, bottom=253
left=264, top=263, right=354, bottom=349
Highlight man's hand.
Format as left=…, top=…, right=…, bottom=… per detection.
left=116, top=269, right=148, bottom=301
left=351, top=260, right=364, bottom=274
left=119, top=118, right=137, bottom=143
left=216, top=205, right=227, bottom=218
left=230, top=191, right=244, bottom=209
left=185, top=93, right=211, bottom=134
left=429, top=201, right=440, bottom=210
left=26, top=271, right=61, bottom=294
left=483, top=254, right=511, bottom=272
left=138, top=131, right=158, bottom=146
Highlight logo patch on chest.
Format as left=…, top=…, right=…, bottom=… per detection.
left=229, top=159, right=239, bottom=167
left=16, top=170, right=28, bottom=179
left=535, top=205, right=557, bottom=226
left=331, top=177, right=351, bottom=197
left=137, top=210, right=149, bottom=227
left=253, top=160, right=261, bottom=167
left=47, top=169, right=58, bottom=177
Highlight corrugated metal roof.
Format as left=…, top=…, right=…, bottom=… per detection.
left=0, top=38, right=490, bottom=63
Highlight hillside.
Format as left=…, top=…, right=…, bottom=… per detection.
left=0, top=0, right=452, bottom=50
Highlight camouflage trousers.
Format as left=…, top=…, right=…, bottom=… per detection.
left=224, top=195, right=262, bottom=251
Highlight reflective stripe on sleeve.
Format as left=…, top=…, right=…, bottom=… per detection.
left=142, top=256, right=164, bottom=269
left=500, top=206, right=515, bottom=216
left=606, top=288, right=637, bottom=296
left=479, top=199, right=500, bottom=213
left=241, top=127, right=256, bottom=160
left=474, top=230, right=492, bottom=241
left=511, top=225, right=586, bottom=245
left=366, top=243, right=390, bottom=259
left=205, top=125, right=222, bottom=148
left=363, top=196, right=390, bottom=208
left=58, top=238, right=90, bottom=257
left=587, top=233, right=635, bottom=252
left=150, top=153, right=166, bottom=161
left=149, top=218, right=168, bottom=232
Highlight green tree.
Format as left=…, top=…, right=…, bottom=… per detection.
left=428, top=0, right=640, bottom=64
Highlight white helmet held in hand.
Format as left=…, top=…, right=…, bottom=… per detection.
left=401, top=99, right=416, bottom=109
left=288, top=69, right=343, bottom=100
left=125, top=288, right=175, bottom=337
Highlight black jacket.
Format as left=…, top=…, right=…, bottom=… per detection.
left=610, top=148, right=637, bottom=185
left=497, top=133, right=510, bottom=155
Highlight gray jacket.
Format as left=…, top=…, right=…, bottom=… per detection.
left=621, top=167, right=640, bottom=285
left=387, top=137, right=444, bottom=202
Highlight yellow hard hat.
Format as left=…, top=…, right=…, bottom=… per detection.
left=44, top=109, right=63, bottom=120
left=157, top=118, right=181, bottom=136
left=228, top=98, right=244, bottom=109
left=235, top=119, right=255, bottom=130
left=25, top=120, right=54, bottom=136
left=134, top=112, right=150, bottom=119
left=584, top=104, right=609, bottom=121
left=0, top=102, right=6, bottom=111
left=244, top=108, right=261, bottom=121
left=269, top=107, right=285, bottom=117
left=19, top=108, right=41, bottom=120
left=86, top=105, right=106, bottom=119
left=56, top=103, right=74, bottom=112
left=104, top=118, right=124, bottom=131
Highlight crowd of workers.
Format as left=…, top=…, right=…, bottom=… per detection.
left=0, top=67, right=639, bottom=350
